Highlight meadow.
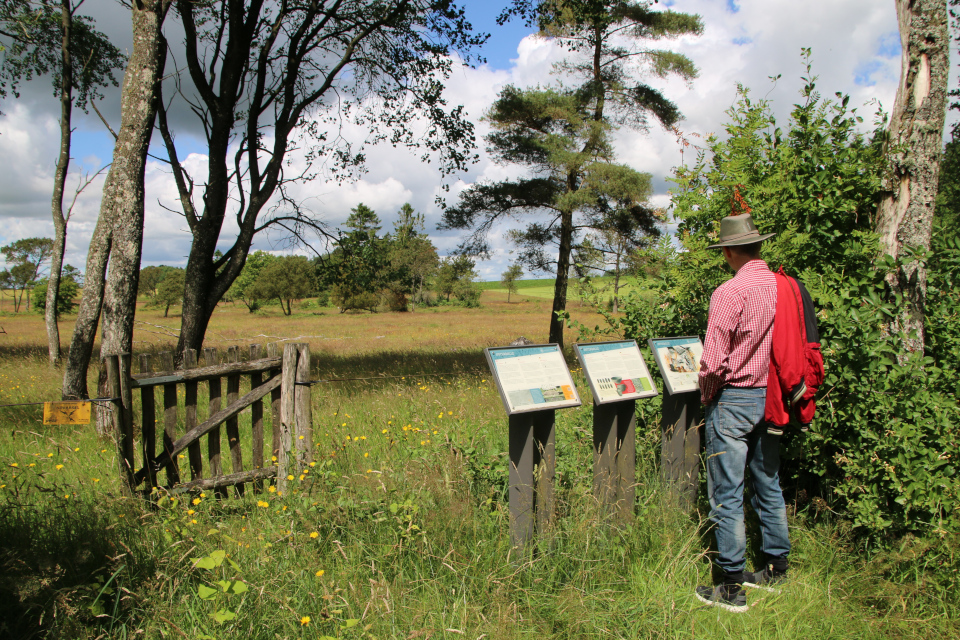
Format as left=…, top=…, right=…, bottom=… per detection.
left=0, top=290, right=957, bottom=639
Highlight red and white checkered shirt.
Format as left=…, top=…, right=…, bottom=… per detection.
left=698, top=259, right=777, bottom=404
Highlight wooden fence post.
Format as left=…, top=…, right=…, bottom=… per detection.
left=139, top=354, right=158, bottom=491
left=105, top=354, right=135, bottom=495
left=294, top=344, right=313, bottom=469
left=184, top=349, right=202, bottom=480
left=226, top=346, right=244, bottom=496
left=277, top=343, right=298, bottom=492
left=267, top=343, right=282, bottom=464
left=615, top=400, right=637, bottom=521
left=508, top=413, right=535, bottom=551
left=660, top=391, right=701, bottom=507
left=250, top=344, right=265, bottom=492
left=204, top=347, right=226, bottom=498
left=160, top=352, right=180, bottom=487
left=533, top=410, right=555, bottom=536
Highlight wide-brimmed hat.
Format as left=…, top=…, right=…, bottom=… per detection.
left=707, top=213, right=775, bottom=249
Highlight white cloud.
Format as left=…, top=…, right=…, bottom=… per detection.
left=0, top=0, right=950, bottom=280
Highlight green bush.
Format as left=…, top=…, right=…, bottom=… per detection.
left=32, top=277, right=80, bottom=315
left=578, top=58, right=960, bottom=541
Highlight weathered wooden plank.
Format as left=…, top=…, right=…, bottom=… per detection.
left=593, top=402, right=617, bottom=511
left=250, top=344, right=265, bottom=492
left=184, top=349, right=202, bottom=480
left=615, top=400, right=637, bottom=522
left=294, top=344, right=313, bottom=468
left=277, top=344, right=298, bottom=492
left=660, top=392, right=701, bottom=508
left=226, top=346, right=244, bottom=497
left=268, top=343, right=281, bottom=462
left=204, top=348, right=225, bottom=498
left=509, top=413, right=534, bottom=551
left=160, top=352, right=180, bottom=487
left=134, top=373, right=281, bottom=484
left=106, top=355, right=134, bottom=495
left=170, top=466, right=278, bottom=495
left=534, top=411, right=555, bottom=536
left=130, top=356, right=283, bottom=388
left=139, top=354, right=158, bottom=490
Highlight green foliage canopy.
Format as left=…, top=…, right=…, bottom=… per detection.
left=590, top=63, right=960, bottom=540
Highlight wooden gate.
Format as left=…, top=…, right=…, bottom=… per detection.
left=104, top=342, right=312, bottom=497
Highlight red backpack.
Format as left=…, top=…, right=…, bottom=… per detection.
left=765, top=267, right=825, bottom=430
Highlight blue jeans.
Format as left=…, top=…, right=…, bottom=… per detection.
left=704, top=387, right=790, bottom=575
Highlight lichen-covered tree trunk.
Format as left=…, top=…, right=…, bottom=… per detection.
left=876, top=0, right=948, bottom=355
left=61, top=0, right=171, bottom=411
left=46, top=0, right=73, bottom=367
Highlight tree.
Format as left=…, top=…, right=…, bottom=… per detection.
left=152, top=269, right=184, bottom=317
left=153, top=1, right=485, bottom=362
left=875, top=0, right=949, bottom=356
left=319, top=204, right=392, bottom=312
left=386, top=204, right=439, bottom=310
left=33, top=265, right=81, bottom=316
left=441, top=0, right=700, bottom=346
left=245, top=256, right=317, bottom=316
left=1, top=0, right=124, bottom=364
left=501, top=263, right=523, bottom=302
left=435, top=254, right=481, bottom=306
left=1, top=238, right=54, bottom=312
left=345, top=204, right=383, bottom=240
left=63, top=0, right=173, bottom=401
left=138, top=265, right=182, bottom=298
left=225, top=251, right=277, bottom=312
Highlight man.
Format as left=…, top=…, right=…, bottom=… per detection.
left=694, top=213, right=790, bottom=612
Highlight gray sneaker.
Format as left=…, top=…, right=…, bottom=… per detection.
left=695, top=583, right=748, bottom=612
left=743, top=564, right=786, bottom=593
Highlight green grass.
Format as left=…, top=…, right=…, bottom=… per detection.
left=0, top=308, right=958, bottom=639
left=481, top=276, right=651, bottom=302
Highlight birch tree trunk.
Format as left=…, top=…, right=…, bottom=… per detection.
left=45, top=0, right=73, bottom=367
left=876, top=0, right=949, bottom=355
left=61, top=0, right=171, bottom=406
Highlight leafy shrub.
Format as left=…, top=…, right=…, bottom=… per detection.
left=576, top=59, right=960, bottom=541
left=32, top=277, right=80, bottom=315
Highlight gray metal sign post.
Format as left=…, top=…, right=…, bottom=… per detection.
left=574, top=341, right=658, bottom=520
left=648, top=337, right=705, bottom=507
left=485, top=345, right=581, bottom=552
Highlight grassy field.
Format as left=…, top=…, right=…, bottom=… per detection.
left=480, top=277, right=647, bottom=302
left=0, top=293, right=957, bottom=639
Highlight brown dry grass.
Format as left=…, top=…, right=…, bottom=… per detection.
left=0, top=290, right=605, bottom=373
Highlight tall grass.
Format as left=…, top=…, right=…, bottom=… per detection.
left=0, top=298, right=957, bottom=638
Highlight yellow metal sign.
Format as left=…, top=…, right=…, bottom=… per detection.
left=43, top=401, right=92, bottom=425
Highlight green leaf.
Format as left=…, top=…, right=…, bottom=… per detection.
left=343, top=619, right=360, bottom=629
left=218, top=580, right=248, bottom=595
left=197, top=584, right=218, bottom=600
left=212, top=609, right=236, bottom=624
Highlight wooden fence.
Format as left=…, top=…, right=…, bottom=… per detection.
left=104, top=342, right=312, bottom=497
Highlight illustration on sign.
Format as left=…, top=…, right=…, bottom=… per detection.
left=574, top=340, right=658, bottom=403
left=484, top=345, right=581, bottom=415
left=647, top=336, right=704, bottom=395
left=43, top=401, right=92, bottom=425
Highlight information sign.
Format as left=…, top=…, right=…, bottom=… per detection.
left=647, top=336, right=704, bottom=395
left=574, top=340, right=658, bottom=404
left=43, top=401, right=92, bottom=425
left=484, top=344, right=581, bottom=415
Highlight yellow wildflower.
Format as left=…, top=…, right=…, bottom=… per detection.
left=309, top=531, right=318, bottom=538
left=300, top=616, right=310, bottom=626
